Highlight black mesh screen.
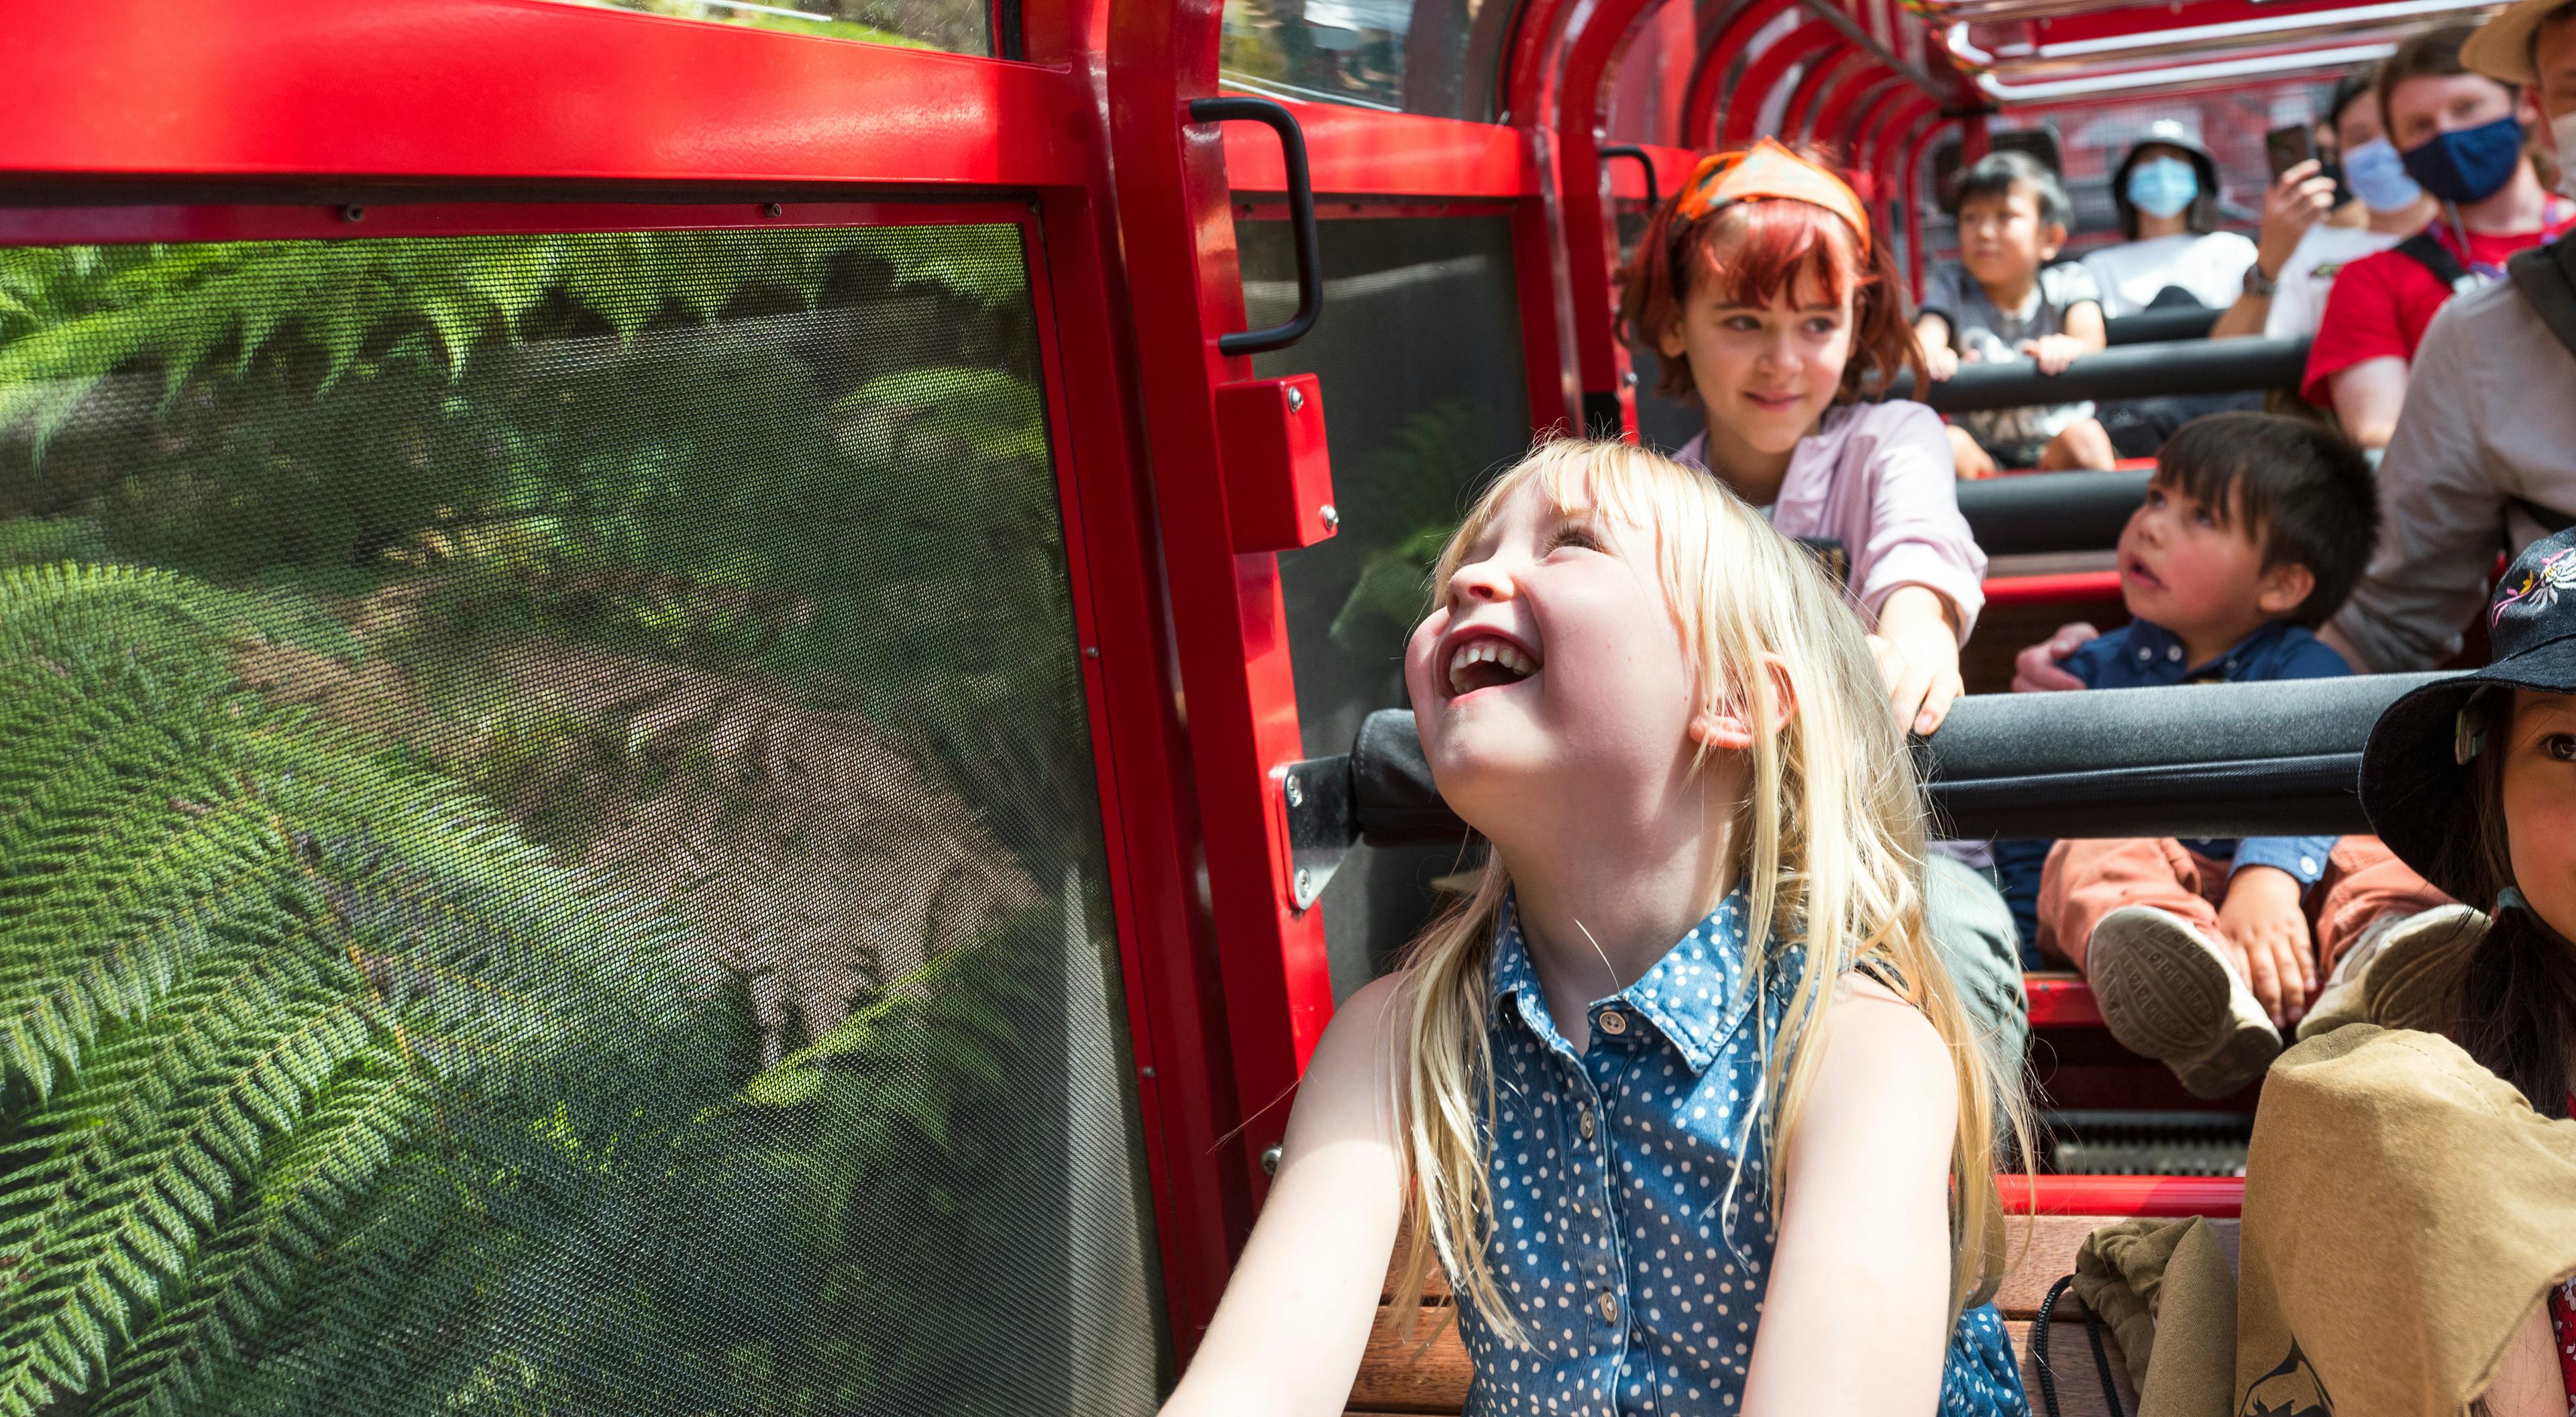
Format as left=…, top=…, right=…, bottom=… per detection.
left=1236, top=215, right=1525, bottom=993
left=0, top=225, right=1163, bottom=1414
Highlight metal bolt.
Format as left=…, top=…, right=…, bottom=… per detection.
left=1293, top=868, right=1316, bottom=907
left=341, top=205, right=365, bottom=223
left=1286, top=386, right=1305, bottom=413
left=1283, top=775, right=1303, bottom=808
left=762, top=203, right=784, bottom=218
left=1260, top=1145, right=1283, bottom=1176
left=1318, top=505, right=1340, bottom=531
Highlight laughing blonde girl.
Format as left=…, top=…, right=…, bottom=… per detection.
left=1159, top=440, right=2030, bottom=1417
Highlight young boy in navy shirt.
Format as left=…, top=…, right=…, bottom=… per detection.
left=1997, top=413, right=2445, bottom=1097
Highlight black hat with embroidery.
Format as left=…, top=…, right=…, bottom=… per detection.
left=2361, top=526, right=2576, bottom=902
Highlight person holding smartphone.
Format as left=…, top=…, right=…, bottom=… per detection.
left=2214, top=70, right=2445, bottom=341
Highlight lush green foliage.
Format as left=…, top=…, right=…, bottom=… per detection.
left=0, top=224, right=1128, bottom=1414
left=0, top=562, right=734, bottom=1414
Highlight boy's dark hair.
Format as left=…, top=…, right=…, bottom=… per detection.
left=1955, top=150, right=2074, bottom=230
left=2154, top=412, right=2379, bottom=627
left=2377, top=23, right=2508, bottom=134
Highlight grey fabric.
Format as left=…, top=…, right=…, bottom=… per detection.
left=2329, top=275, right=2576, bottom=672
left=1925, top=853, right=2031, bottom=1096
left=1923, top=260, right=2104, bottom=459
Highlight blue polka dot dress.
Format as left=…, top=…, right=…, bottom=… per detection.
left=1454, top=889, right=2029, bottom=1416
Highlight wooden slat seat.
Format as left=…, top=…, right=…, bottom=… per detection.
left=1347, top=1216, right=2239, bottom=1416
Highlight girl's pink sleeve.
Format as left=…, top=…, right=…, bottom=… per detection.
left=1853, top=402, right=1986, bottom=645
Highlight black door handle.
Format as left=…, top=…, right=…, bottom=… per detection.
left=1601, top=144, right=1659, bottom=209
left=1191, top=96, right=1324, bottom=356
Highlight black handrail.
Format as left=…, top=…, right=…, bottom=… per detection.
left=1889, top=336, right=2308, bottom=412
left=1601, top=144, right=1660, bottom=210
left=2104, top=306, right=2219, bottom=346
left=1191, top=97, right=1323, bottom=356
left=1956, top=468, right=2149, bottom=557
left=1285, top=676, right=2449, bottom=862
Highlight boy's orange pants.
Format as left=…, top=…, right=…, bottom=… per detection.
left=2037, top=835, right=2451, bottom=975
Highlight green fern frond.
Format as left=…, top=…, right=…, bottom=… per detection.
left=0, top=562, right=739, bottom=1414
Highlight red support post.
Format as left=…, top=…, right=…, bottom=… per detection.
left=1717, top=22, right=1851, bottom=149
left=1682, top=0, right=1802, bottom=148
left=1104, top=0, right=1336, bottom=1334
left=1784, top=48, right=1868, bottom=148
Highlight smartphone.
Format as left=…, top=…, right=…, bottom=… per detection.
left=2265, top=123, right=2316, bottom=180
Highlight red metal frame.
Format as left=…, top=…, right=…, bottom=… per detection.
left=1105, top=0, right=1340, bottom=1332
left=1685, top=0, right=1802, bottom=148
left=2004, top=1174, right=2245, bottom=1218
left=1718, top=22, right=1850, bottom=147
left=0, top=0, right=1277, bottom=1362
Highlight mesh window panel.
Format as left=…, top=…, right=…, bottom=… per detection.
left=540, top=0, right=994, bottom=56
left=1236, top=215, right=1526, bottom=994
left=0, top=225, right=1163, bottom=1416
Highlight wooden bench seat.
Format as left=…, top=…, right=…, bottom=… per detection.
left=1348, top=1214, right=2241, bottom=1416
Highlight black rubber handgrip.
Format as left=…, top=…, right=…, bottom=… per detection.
left=1193, top=97, right=1322, bottom=356
left=1888, top=336, right=2309, bottom=412
left=1601, top=144, right=1659, bottom=209
left=1316, top=673, right=2451, bottom=847
left=1955, top=468, right=2149, bottom=557
left=2104, top=307, right=2218, bottom=346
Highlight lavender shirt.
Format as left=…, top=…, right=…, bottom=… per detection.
left=1673, top=399, right=1986, bottom=644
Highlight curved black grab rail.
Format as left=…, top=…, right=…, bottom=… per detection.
left=2104, top=306, right=2220, bottom=346
left=1191, top=96, right=1323, bottom=356
left=1601, top=144, right=1660, bottom=210
left=1956, top=468, right=2150, bottom=557
left=1281, top=676, right=2452, bottom=871
left=1888, top=336, right=2309, bottom=413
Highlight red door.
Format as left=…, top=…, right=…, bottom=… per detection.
left=0, top=0, right=1246, bottom=1404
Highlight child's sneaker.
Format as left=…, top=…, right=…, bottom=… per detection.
left=2297, top=904, right=2486, bottom=1040
left=2086, top=905, right=2282, bottom=1098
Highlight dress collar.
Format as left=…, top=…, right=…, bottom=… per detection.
left=1487, top=887, right=1764, bottom=1075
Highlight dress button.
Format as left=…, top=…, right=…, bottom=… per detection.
left=1578, top=1105, right=1597, bottom=1139
left=2300, top=856, right=2318, bottom=876
left=2167, top=643, right=2184, bottom=662
left=1598, top=1290, right=1619, bottom=1322
left=1597, top=1010, right=1629, bottom=1037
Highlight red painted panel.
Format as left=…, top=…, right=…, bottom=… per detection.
left=2002, top=1174, right=2245, bottom=1218
left=0, top=0, right=1085, bottom=188
left=2027, top=975, right=2106, bottom=1029
left=1984, top=570, right=2126, bottom=607
left=1220, top=103, right=1532, bottom=197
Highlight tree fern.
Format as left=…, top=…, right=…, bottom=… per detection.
left=0, top=226, right=1026, bottom=456
left=0, top=562, right=747, bottom=1415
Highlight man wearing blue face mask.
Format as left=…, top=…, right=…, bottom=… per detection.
left=2078, top=119, right=2261, bottom=318
left=2213, top=69, right=2443, bottom=342
left=2314, top=0, right=2576, bottom=681
left=2302, top=21, right=2576, bottom=447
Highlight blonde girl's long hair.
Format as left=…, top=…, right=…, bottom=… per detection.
left=1388, top=439, right=2030, bottom=1347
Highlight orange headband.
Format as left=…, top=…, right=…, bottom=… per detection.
left=1674, top=139, right=1872, bottom=261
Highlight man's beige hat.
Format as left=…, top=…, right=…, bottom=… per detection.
left=2461, top=0, right=2576, bottom=85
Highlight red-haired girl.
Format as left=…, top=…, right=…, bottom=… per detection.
left=1621, top=140, right=1974, bottom=740
left=1622, top=140, right=2028, bottom=1090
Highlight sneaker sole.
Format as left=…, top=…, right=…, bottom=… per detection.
left=2088, top=908, right=2279, bottom=1099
